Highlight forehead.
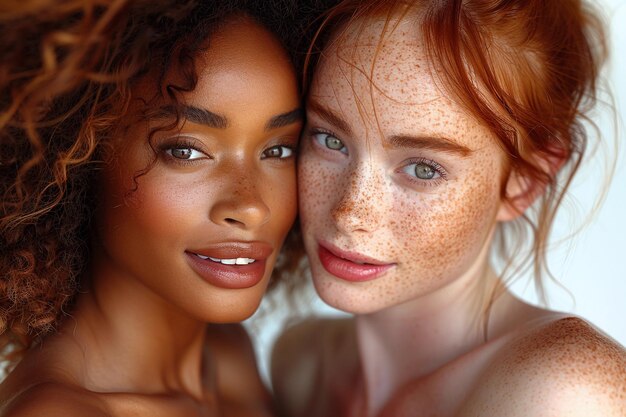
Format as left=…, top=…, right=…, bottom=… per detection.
left=128, top=17, right=298, bottom=128
left=186, top=18, right=298, bottom=107
left=311, top=14, right=496, bottom=149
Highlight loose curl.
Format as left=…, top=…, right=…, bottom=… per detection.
left=302, top=0, right=609, bottom=315
left=0, top=0, right=327, bottom=356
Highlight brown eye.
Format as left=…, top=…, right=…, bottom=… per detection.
left=262, top=145, right=294, bottom=159
left=172, top=148, right=193, bottom=159
left=166, top=147, right=204, bottom=160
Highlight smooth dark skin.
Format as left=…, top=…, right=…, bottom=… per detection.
left=0, top=17, right=302, bottom=417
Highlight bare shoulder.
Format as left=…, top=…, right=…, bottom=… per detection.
left=462, top=316, right=626, bottom=417
left=1, top=382, right=110, bottom=417
left=271, top=317, right=354, bottom=417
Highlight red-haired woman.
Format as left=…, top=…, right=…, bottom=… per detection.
left=272, top=1, right=626, bottom=416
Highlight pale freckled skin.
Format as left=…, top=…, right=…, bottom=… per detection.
left=462, top=318, right=626, bottom=416
left=292, top=16, right=494, bottom=314
left=274, top=11, right=626, bottom=417
left=299, top=23, right=506, bottom=310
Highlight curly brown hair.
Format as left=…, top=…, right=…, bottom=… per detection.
left=0, top=0, right=331, bottom=355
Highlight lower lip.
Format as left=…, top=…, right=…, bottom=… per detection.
left=317, top=245, right=394, bottom=282
left=185, top=253, right=268, bottom=289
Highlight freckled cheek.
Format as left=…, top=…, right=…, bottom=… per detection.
left=297, top=156, right=341, bottom=229
left=390, top=177, right=501, bottom=275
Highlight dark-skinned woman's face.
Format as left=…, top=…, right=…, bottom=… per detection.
left=96, top=17, right=301, bottom=322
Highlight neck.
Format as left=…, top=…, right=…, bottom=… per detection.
left=355, top=247, right=502, bottom=416
left=55, top=252, right=208, bottom=398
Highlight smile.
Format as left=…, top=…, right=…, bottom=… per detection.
left=194, top=254, right=256, bottom=265
left=185, top=241, right=273, bottom=289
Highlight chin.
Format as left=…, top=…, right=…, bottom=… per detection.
left=313, top=276, right=392, bottom=315
left=201, top=302, right=261, bottom=323
left=208, top=308, right=259, bottom=323
left=191, top=288, right=266, bottom=323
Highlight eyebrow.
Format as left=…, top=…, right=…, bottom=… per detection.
left=307, top=99, right=354, bottom=137
left=156, top=105, right=303, bottom=131
left=155, top=105, right=228, bottom=129
left=307, top=99, right=472, bottom=156
left=307, top=100, right=472, bottom=156
left=265, top=108, right=304, bottom=130
left=387, top=134, right=472, bottom=156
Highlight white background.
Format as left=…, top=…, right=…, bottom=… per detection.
left=247, top=0, right=626, bottom=382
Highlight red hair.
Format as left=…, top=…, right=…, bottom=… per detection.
left=305, top=0, right=608, bottom=305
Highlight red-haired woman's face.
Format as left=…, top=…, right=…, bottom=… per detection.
left=94, top=18, right=301, bottom=322
left=299, top=17, right=512, bottom=314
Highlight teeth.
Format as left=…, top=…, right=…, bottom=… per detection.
left=195, top=254, right=255, bottom=265
left=235, top=258, right=255, bottom=265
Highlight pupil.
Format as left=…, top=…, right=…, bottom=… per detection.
left=326, top=136, right=343, bottom=150
left=173, top=148, right=192, bottom=159
left=268, top=147, right=281, bottom=157
left=415, top=164, right=435, bottom=179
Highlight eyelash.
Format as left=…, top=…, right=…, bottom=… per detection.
left=309, top=127, right=449, bottom=187
left=309, top=128, right=348, bottom=155
left=261, top=144, right=297, bottom=160
left=159, top=138, right=208, bottom=166
left=158, top=138, right=297, bottom=167
left=399, top=157, right=448, bottom=187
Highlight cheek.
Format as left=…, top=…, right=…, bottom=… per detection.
left=136, top=179, right=203, bottom=232
left=391, top=168, right=502, bottom=277
left=297, top=154, right=338, bottom=227
left=98, top=166, right=205, bottom=245
left=268, top=170, right=298, bottom=236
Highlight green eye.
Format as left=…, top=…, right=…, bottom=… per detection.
left=326, top=136, right=344, bottom=150
left=401, top=159, right=446, bottom=183
left=414, top=163, right=436, bottom=179
left=313, top=132, right=347, bottom=154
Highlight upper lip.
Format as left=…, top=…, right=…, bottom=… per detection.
left=187, top=241, right=273, bottom=260
left=319, top=240, right=392, bottom=266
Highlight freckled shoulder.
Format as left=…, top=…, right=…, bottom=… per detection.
left=461, top=317, right=626, bottom=417
left=0, top=382, right=111, bottom=417
left=271, top=317, right=355, bottom=417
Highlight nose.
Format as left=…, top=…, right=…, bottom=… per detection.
left=209, top=173, right=271, bottom=230
left=331, top=163, right=389, bottom=234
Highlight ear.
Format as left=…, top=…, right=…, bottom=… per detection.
left=496, top=171, right=539, bottom=221
left=496, top=151, right=566, bottom=222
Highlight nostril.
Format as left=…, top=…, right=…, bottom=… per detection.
left=209, top=197, right=271, bottom=229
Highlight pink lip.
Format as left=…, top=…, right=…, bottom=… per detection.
left=317, top=242, right=395, bottom=282
left=185, top=241, right=273, bottom=290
